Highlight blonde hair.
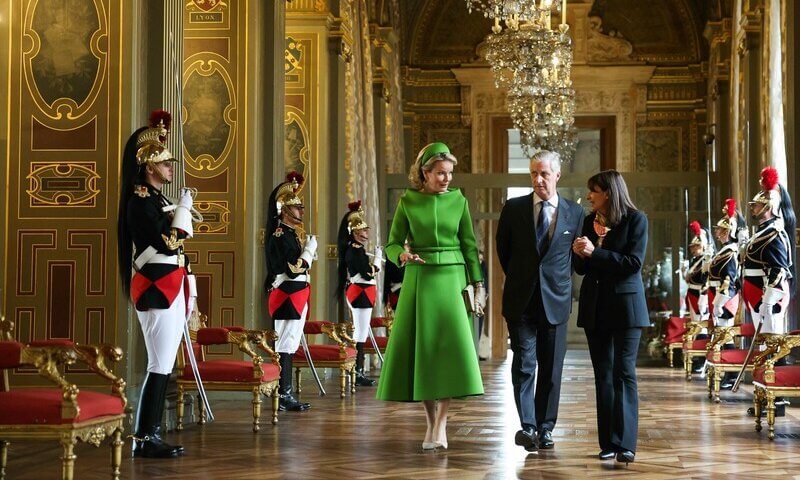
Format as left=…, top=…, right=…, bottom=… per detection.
left=408, top=143, right=458, bottom=189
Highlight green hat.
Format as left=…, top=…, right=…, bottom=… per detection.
left=419, top=142, right=453, bottom=166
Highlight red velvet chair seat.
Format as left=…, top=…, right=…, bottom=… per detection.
left=706, top=348, right=750, bottom=364
left=180, top=360, right=280, bottom=383
left=664, top=317, right=687, bottom=343
left=364, top=337, right=388, bottom=349
left=0, top=389, right=124, bottom=425
left=294, top=344, right=356, bottom=361
left=371, top=317, right=388, bottom=328
left=689, top=339, right=709, bottom=350
left=753, top=366, right=800, bottom=387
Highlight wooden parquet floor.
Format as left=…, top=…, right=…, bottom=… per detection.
left=7, top=350, right=800, bottom=479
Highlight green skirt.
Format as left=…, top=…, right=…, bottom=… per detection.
left=376, top=264, right=484, bottom=401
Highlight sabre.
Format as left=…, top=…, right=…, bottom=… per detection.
left=367, top=325, right=384, bottom=363
left=183, top=318, right=214, bottom=421
left=299, top=333, right=326, bottom=396
left=731, top=320, right=762, bottom=392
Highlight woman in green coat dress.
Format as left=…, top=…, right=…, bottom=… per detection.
left=376, top=142, right=485, bottom=451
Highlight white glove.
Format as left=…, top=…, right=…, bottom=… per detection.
left=712, top=292, right=730, bottom=319
left=474, top=283, right=486, bottom=317
left=737, top=228, right=749, bottom=245
left=763, top=285, right=784, bottom=305
left=697, top=293, right=709, bottom=316
left=178, top=189, right=194, bottom=210
left=372, top=246, right=383, bottom=270
left=186, top=274, right=198, bottom=319
left=171, top=190, right=195, bottom=237
left=300, top=235, right=318, bottom=267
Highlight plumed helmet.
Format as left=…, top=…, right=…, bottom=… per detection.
left=689, top=220, right=709, bottom=250
left=749, top=167, right=781, bottom=216
left=135, top=109, right=177, bottom=167
left=715, top=198, right=738, bottom=232
left=346, top=200, right=369, bottom=232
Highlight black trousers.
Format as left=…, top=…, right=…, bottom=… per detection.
left=508, top=290, right=567, bottom=432
left=585, top=327, right=641, bottom=453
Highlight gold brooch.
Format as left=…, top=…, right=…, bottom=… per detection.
left=134, top=185, right=150, bottom=198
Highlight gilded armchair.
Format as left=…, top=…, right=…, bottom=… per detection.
left=293, top=321, right=357, bottom=398
left=176, top=314, right=281, bottom=432
left=751, top=331, right=800, bottom=440
left=0, top=318, right=127, bottom=480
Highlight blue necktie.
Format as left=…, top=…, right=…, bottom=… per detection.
left=536, top=202, right=551, bottom=253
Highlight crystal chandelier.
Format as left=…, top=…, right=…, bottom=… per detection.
left=465, top=0, right=566, bottom=33
left=484, top=22, right=576, bottom=158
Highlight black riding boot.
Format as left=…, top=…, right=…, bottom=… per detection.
left=154, top=375, right=184, bottom=454
left=278, top=353, right=310, bottom=411
left=355, top=343, right=376, bottom=387
left=132, top=373, right=181, bottom=459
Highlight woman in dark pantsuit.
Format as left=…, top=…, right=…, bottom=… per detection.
left=572, top=170, right=649, bottom=465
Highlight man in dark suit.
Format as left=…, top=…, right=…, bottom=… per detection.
left=496, top=150, right=584, bottom=452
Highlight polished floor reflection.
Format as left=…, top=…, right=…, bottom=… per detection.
left=7, top=350, right=800, bottom=479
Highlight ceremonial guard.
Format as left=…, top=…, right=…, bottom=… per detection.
left=383, top=257, right=404, bottom=313
left=685, top=221, right=711, bottom=322
left=336, top=201, right=382, bottom=387
left=265, top=172, right=318, bottom=411
left=708, top=199, right=744, bottom=328
left=118, top=110, right=197, bottom=458
left=742, top=167, right=796, bottom=416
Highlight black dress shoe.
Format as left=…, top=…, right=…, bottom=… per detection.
left=616, top=450, right=635, bottom=465
left=132, top=436, right=180, bottom=459
left=598, top=449, right=616, bottom=460
left=538, top=429, right=554, bottom=449
left=514, top=427, right=538, bottom=452
left=355, top=371, right=377, bottom=387
left=278, top=392, right=311, bottom=412
left=152, top=425, right=184, bottom=455
left=747, top=403, right=786, bottom=417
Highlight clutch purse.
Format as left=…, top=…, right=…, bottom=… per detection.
left=463, top=284, right=475, bottom=313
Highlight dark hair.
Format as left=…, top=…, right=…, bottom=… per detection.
left=779, top=184, right=797, bottom=291
left=117, top=127, right=148, bottom=296
left=335, top=212, right=353, bottom=301
left=587, top=169, right=637, bottom=227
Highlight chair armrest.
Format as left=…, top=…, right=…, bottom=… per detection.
left=242, top=330, right=280, bottom=367
left=73, top=344, right=128, bottom=409
left=682, top=322, right=705, bottom=344
left=321, top=322, right=355, bottom=348
left=755, top=334, right=800, bottom=374
left=0, top=317, right=13, bottom=341
left=707, top=326, right=737, bottom=352
left=19, top=345, right=80, bottom=419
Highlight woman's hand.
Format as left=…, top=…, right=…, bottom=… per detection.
left=399, top=252, right=426, bottom=264
left=572, top=236, right=595, bottom=258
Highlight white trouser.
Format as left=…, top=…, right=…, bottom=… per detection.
left=275, top=305, right=308, bottom=354
left=347, top=303, right=372, bottom=343
left=137, top=283, right=186, bottom=375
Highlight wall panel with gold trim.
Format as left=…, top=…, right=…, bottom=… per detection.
left=4, top=0, right=123, bottom=384
left=183, top=0, right=249, bottom=355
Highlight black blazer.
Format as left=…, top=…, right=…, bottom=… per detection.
left=575, top=210, right=650, bottom=330
left=496, top=193, right=584, bottom=325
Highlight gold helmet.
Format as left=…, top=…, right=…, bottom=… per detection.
left=715, top=198, right=738, bottom=231
left=749, top=167, right=781, bottom=216
left=689, top=220, right=709, bottom=250
left=346, top=200, right=369, bottom=232
left=136, top=110, right=177, bottom=167
left=274, top=171, right=305, bottom=213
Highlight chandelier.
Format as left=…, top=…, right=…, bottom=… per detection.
left=465, top=0, right=566, bottom=33
left=471, top=1, right=576, bottom=159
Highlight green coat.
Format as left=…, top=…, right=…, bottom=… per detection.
left=376, top=188, right=484, bottom=401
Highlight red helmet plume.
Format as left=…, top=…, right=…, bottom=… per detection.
left=348, top=200, right=362, bottom=212
left=724, top=198, right=736, bottom=218
left=689, top=220, right=702, bottom=236
left=760, top=167, right=779, bottom=191
left=286, top=171, right=304, bottom=187
left=149, top=109, right=172, bottom=130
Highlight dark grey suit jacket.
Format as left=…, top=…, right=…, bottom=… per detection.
left=574, top=210, right=650, bottom=330
left=496, top=193, right=584, bottom=324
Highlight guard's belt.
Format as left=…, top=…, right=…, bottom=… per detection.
left=744, top=268, right=766, bottom=277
